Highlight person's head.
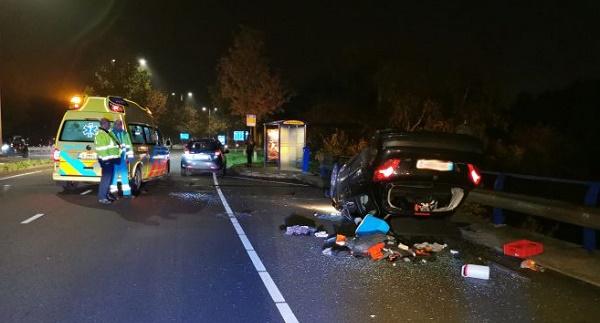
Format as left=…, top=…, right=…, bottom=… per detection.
left=113, top=119, right=124, bottom=131
left=100, top=118, right=110, bottom=130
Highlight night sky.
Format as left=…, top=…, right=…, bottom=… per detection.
left=2, top=0, right=600, bottom=109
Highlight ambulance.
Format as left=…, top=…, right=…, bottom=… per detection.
left=52, top=96, right=170, bottom=194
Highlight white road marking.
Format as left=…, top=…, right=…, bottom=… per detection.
left=80, top=189, right=93, bottom=195
left=228, top=175, right=310, bottom=187
left=0, top=170, right=42, bottom=181
left=21, top=213, right=45, bottom=224
left=212, top=173, right=299, bottom=323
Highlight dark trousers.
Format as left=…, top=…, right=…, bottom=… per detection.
left=98, top=160, right=114, bottom=200
left=246, top=151, right=253, bottom=166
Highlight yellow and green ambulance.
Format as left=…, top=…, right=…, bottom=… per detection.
left=52, top=96, right=170, bottom=194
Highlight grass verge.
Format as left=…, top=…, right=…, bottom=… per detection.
left=0, top=159, right=53, bottom=173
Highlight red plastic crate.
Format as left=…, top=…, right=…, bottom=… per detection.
left=503, top=240, right=544, bottom=258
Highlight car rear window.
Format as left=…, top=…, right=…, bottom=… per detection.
left=188, top=141, right=219, bottom=151
left=59, top=120, right=107, bottom=142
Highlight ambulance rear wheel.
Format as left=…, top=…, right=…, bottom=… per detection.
left=61, top=181, right=78, bottom=192
left=131, top=167, right=143, bottom=196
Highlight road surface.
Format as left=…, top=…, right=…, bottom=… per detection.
left=1, top=153, right=599, bottom=322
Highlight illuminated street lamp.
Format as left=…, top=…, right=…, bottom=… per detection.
left=111, top=58, right=116, bottom=64
left=187, top=92, right=193, bottom=98
left=138, top=58, right=147, bottom=67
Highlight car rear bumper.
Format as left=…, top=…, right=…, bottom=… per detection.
left=53, top=173, right=100, bottom=183
left=381, top=182, right=469, bottom=216
left=181, top=160, right=224, bottom=171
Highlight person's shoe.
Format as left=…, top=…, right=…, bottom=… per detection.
left=107, top=193, right=118, bottom=201
left=98, top=199, right=112, bottom=204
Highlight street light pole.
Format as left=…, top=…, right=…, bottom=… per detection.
left=0, top=85, right=3, bottom=147
left=202, top=107, right=217, bottom=138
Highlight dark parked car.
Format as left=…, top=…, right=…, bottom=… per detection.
left=330, top=130, right=483, bottom=221
left=181, top=139, right=228, bottom=176
left=1, top=136, right=29, bottom=157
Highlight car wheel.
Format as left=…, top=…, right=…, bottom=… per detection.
left=61, top=181, right=78, bottom=192
left=131, top=167, right=143, bottom=196
left=181, top=167, right=188, bottom=177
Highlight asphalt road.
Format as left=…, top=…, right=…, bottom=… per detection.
left=1, top=154, right=600, bottom=323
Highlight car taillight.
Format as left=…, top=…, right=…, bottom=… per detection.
left=52, top=147, right=60, bottom=162
left=467, top=163, right=482, bottom=186
left=214, top=151, right=221, bottom=157
left=373, top=159, right=401, bottom=182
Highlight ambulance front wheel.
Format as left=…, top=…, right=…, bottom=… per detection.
left=131, top=167, right=143, bottom=196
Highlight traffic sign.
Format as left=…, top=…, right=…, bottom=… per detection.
left=246, top=114, right=256, bottom=127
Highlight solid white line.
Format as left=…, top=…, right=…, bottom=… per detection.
left=212, top=173, right=299, bottom=323
left=228, top=176, right=310, bottom=187
left=21, top=213, right=45, bottom=224
left=0, top=170, right=42, bottom=181
left=80, top=189, right=93, bottom=195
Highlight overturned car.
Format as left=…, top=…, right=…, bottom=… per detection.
left=330, top=130, right=483, bottom=221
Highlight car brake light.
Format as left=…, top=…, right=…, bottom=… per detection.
left=214, top=151, right=221, bottom=156
left=467, top=164, right=482, bottom=186
left=52, top=147, right=60, bottom=162
left=373, top=159, right=401, bottom=182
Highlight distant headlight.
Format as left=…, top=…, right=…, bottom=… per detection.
left=1, top=144, right=9, bottom=152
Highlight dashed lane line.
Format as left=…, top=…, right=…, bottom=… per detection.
left=0, top=170, right=42, bottom=181
left=80, top=189, right=93, bottom=195
left=21, top=213, right=45, bottom=224
left=212, top=173, right=299, bottom=323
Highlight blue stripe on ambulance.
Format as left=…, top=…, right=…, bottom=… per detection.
left=60, top=151, right=97, bottom=176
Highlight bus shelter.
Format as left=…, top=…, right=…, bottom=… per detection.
left=263, top=120, right=307, bottom=170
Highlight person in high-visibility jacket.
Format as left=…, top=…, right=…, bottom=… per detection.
left=110, top=120, right=134, bottom=197
left=94, top=118, right=121, bottom=204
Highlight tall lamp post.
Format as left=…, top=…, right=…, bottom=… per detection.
left=202, top=106, right=218, bottom=137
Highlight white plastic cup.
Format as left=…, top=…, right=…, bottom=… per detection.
left=461, top=264, right=490, bottom=280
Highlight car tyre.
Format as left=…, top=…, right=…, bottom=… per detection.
left=131, top=167, right=143, bottom=196
left=61, top=181, right=78, bottom=192
left=181, top=167, right=188, bottom=177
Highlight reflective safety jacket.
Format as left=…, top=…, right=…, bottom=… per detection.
left=111, top=129, right=134, bottom=159
left=94, top=128, right=121, bottom=161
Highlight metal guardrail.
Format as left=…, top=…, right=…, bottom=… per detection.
left=477, top=171, right=599, bottom=251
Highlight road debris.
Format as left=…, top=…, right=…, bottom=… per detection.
left=285, top=225, right=317, bottom=236
left=503, top=239, right=544, bottom=258
left=314, top=231, right=328, bottom=238
left=520, top=259, right=545, bottom=272
left=355, top=214, right=389, bottom=236
left=368, top=242, right=386, bottom=260
left=461, top=264, right=490, bottom=280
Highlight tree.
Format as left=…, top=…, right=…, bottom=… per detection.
left=217, top=26, right=290, bottom=126
left=176, top=105, right=202, bottom=137
left=85, top=58, right=151, bottom=105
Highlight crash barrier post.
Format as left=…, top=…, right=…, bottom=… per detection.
left=492, top=174, right=506, bottom=225
left=302, top=146, right=310, bottom=173
left=474, top=172, right=600, bottom=251
left=584, top=183, right=599, bottom=251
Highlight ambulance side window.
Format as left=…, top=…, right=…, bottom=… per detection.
left=143, top=126, right=157, bottom=145
left=128, top=125, right=145, bottom=144
left=155, top=128, right=163, bottom=145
